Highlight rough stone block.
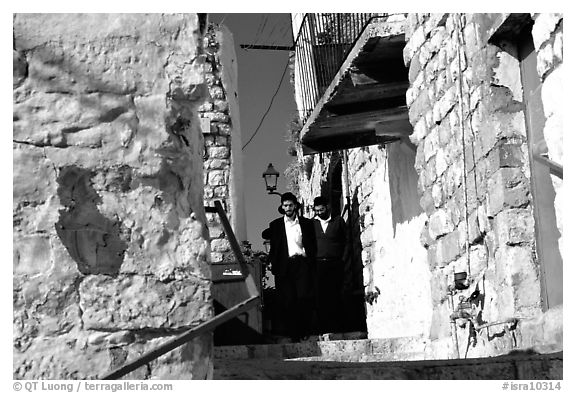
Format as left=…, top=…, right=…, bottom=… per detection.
left=553, top=28, right=563, bottom=64
left=148, top=335, right=212, bottom=379
left=409, top=116, right=428, bottom=146
left=14, top=331, right=112, bottom=379
left=429, top=209, right=455, bottom=239
left=430, top=267, right=449, bottom=305
left=403, top=25, right=426, bottom=65
left=517, top=305, right=562, bottom=353
left=532, top=13, right=563, bottom=50
left=207, top=170, right=227, bottom=186
left=419, top=41, right=436, bottom=69
left=13, top=145, right=57, bottom=204
left=494, top=209, right=535, bottom=246
left=360, top=225, right=374, bottom=246
left=431, top=181, right=444, bottom=208
left=429, top=303, right=452, bottom=340
left=494, top=244, right=540, bottom=316
left=216, top=123, right=232, bottom=136
left=406, top=85, right=419, bottom=107
left=427, top=244, right=438, bottom=268
left=408, top=88, right=432, bottom=124
left=436, top=231, right=461, bottom=265
left=487, top=168, right=530, bottom=217
left=438, top=84, right=458, bottom=123
left=435, top=150, right=449, bottom=177
left=207, top=146, right=230, bottom=159
left=203, top=111, right=230, bottom=123
left=13, top=235, right=52, bottom=276
left=211, top=238, right=231, bottom=253
left=419, top=191, right=436, bottom=216
left=537, top=43, right=555, bottom=79
left=213, top=185, right=228, bottom=198
left=79, top=274, right=212, bottom=330
left=209, top=85, right=225, bottom=100
left=423, top=127, right=439, bottom=162
left=211, top=251, right=223, bottom=263
left=498, top=142, right=525, bottom=168
left=408, top=53, right=422, bottom=84
left=444, top=197, right=461, bottom=228
left=469, top=243, right=489, bottom=277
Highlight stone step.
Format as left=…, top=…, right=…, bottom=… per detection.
left=214, top=335, right=429, bottom=362
left=213, top=351, right=563, bottom=380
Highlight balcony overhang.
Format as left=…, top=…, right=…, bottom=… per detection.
left=300, top=16, right=411, bottom=155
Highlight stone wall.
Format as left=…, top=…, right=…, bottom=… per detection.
left=294, top=12, right=562, bottom=360
left=403, top=13, right=563, bottom=358
left=199, top=23, right=246, bottom=264
left=13, top=14, right=213, bottom=379
left=297, top=143, right=431, bottom=339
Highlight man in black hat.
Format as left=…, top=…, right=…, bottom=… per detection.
left=312, top=196, right=348, bottom=334
left=266, top=192, right=317, bottom=342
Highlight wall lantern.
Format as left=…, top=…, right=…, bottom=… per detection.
left=263, top=239, right=271, bottom=254
left=454, top=271, right=470, bottom=290
left=262, top=163, right=281, bottom=196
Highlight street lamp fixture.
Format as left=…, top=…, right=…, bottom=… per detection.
left=262, top=163, right=282, bottom=196
left=263, top=239, right=271, bottom=253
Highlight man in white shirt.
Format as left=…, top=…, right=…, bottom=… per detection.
left=266, top=192, right=317, bottom=342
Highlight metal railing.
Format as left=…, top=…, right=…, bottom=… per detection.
left=102, top=200, right=260, bottom=379
left=293, top=13, right=387, bottom=123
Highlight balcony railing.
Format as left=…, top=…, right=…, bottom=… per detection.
left=293, top=13, right=387, bottom=123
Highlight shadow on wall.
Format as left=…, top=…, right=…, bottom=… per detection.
left=387, top=140, right=423, bottom=236
left=342, top=190, right=368, bottom=333
left=55, top=166, right=128, bottom=275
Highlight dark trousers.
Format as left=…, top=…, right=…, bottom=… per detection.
left=316, top=258, right=344, bottom=333
left=275, top=256, right=316, bottom=339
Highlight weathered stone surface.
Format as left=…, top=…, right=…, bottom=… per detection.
left=79, top=274, right=212, bottom=330
left=487, top=168, right=531, bottom=217
left=428, top=209, right=454, bottom=239
left=14, top=330, right=112, bottom=379
left=518, top=305, right=562, bottom=353
left=532, top=13, right=563, bottom=50
left=494, top=209, right=535, bottom=246
left=14, top=13, right=213, bottom=380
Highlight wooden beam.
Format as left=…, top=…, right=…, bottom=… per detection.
left=239, top=44, right=294, bottom=50
left=308, top=107, right=408, bottom=138
left=326, top=81, right=409, bottom=108
left=374, top=118, right=413, bottom=138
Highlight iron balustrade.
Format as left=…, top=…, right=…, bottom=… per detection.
left=293, top=13, right=387, bottom=123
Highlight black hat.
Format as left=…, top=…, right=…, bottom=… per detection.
left=313, top=196, right=328, bottom=206
left=280, top=192, right=298, bottom=204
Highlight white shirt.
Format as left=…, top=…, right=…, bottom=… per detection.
left=318, top=215, right=331, bottom=233
left=284, top=215, right=306, bottom=257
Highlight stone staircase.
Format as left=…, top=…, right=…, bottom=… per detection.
left=213, top=336, right=562, bottom=379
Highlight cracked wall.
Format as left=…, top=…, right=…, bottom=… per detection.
left=13, top=13, right=213, bottom=379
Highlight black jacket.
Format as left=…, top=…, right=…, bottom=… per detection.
left=313, top=216, right=348, bottom=259
left=267, top=215, right=317, bottom=278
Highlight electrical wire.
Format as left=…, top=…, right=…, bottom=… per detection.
left=242, top=54, right=291, bottom=150
left=216, top=14, right=228, bottom=27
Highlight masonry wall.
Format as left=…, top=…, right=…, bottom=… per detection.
left=13, top=14, right=213, bottom=379
left=199, top=24, right=246, bottom=264
left=403, top=13, right=563, bottom=358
